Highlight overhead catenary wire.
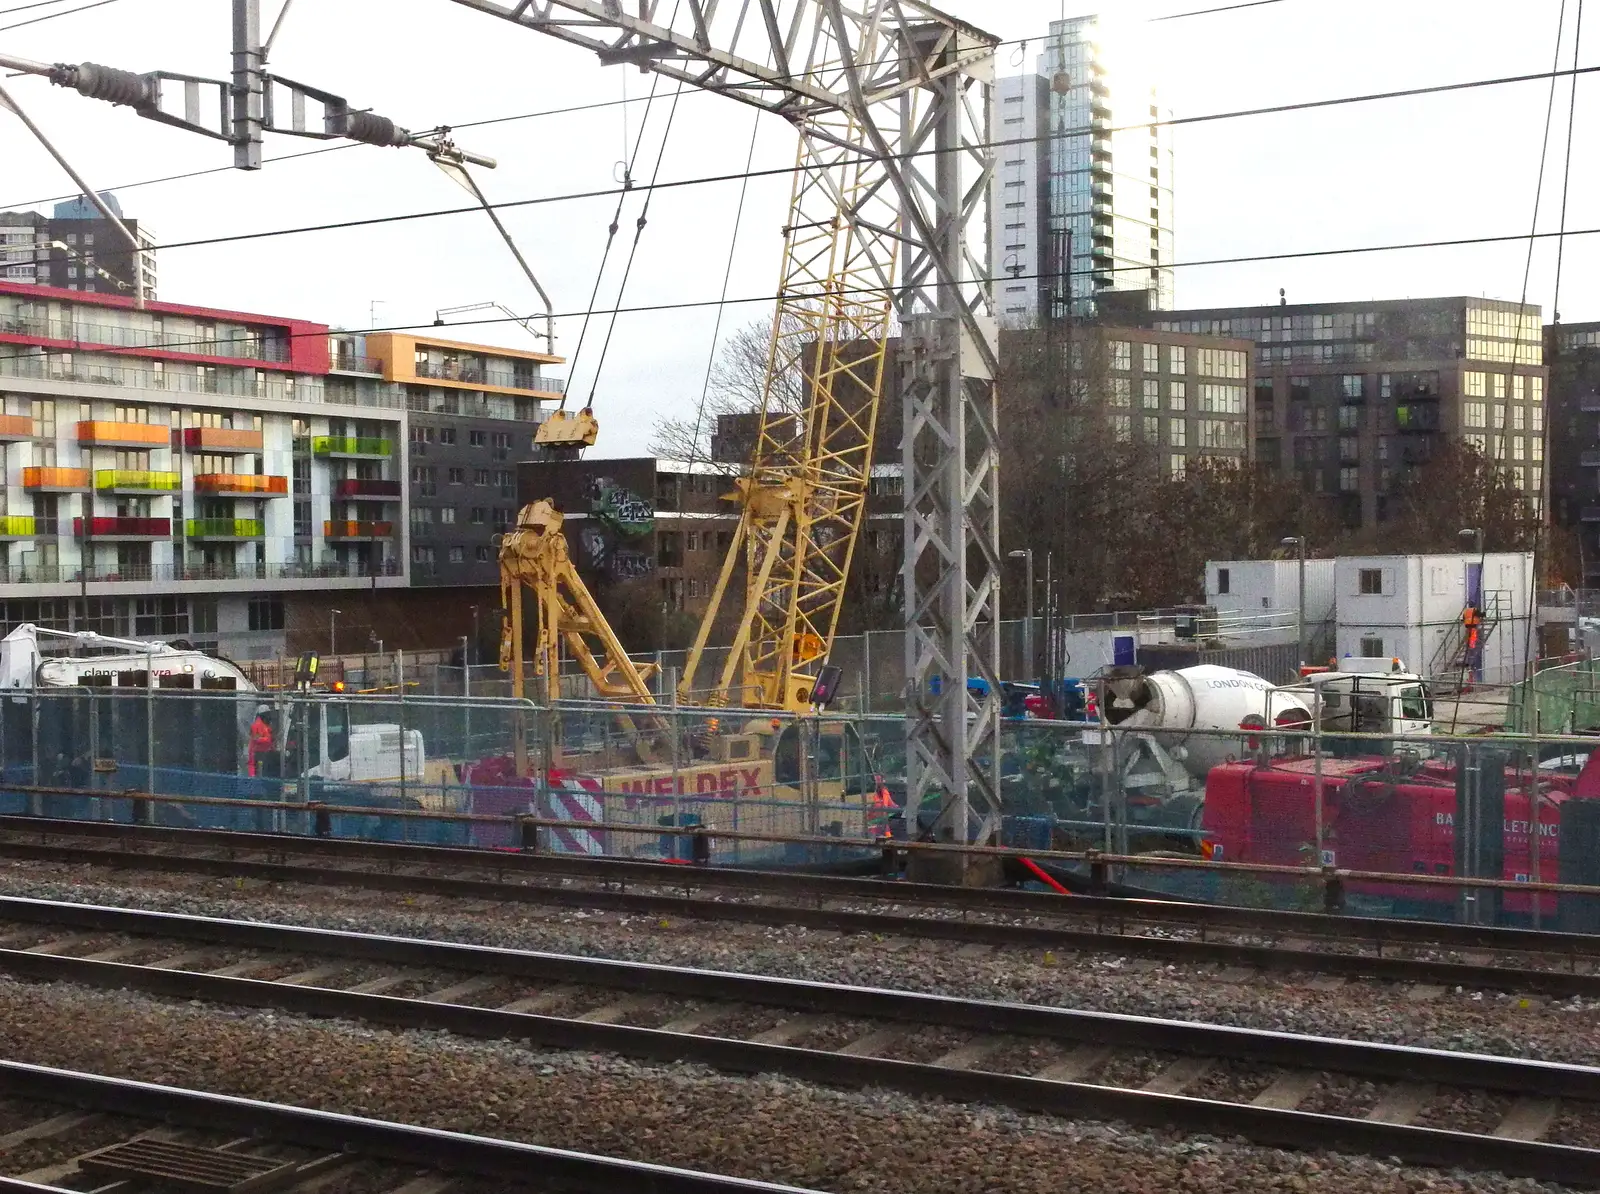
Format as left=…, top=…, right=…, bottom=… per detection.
left=1554, top=0, right=1586, bottom=321
left=0, top=0, right=123, bottom=32
left=0, top=0, right=79, bottom=17
left=7, top=223, right=1600, bottom=366
left=3, top=34, right=1587, bottom=217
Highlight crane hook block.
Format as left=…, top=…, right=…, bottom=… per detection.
left=535, top=408, right=600, bottom=451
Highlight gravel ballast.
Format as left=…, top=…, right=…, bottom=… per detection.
left=0, top=977, right=1587, bottom=1194
left=0, top=863, right=1595, bottom=1066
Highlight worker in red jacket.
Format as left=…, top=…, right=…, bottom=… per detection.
left=247, top=709, right=275, bottom=778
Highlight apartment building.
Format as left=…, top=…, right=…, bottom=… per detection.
left=1140, top=298, right=1547, bottom=529
left=327, top=330, right=564, bottom=590
left=992, top=13, right=1176, bottom=324
left=1002, top=324, right=1256, bottom=473
left=0, top=280, right=564, bottom=660
left=1545, top=322, right=1600, bottom=582
left=1, top=194, right=158, bottom=299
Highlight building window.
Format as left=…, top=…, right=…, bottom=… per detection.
left=1532, top=437, right=1543, bottom=461
left=1338, top=404, right=1360, bottom=430
left=1512, top=405, right=1526, bottom=431
left=1491, top=373, right=1507, bottom=399
left=441, top=507, right=457, bottom=524
left=449, top=546, right=465, bottom=564
left=1463, top=402, right=1487, bottom=428
left=475, top=545, right=491, bottom=562
left=470, top=507, right=486, bottom=525
left=412, top=545, right=436, bottom=566
left=1169, top=418, right=1187, bottom=448
left=686, top=532, right=698, bottom=551
left=1109, top=378, right=1132, bottom=407
left=1109, top=341, right=1132, bottom=371
left=469, top=430, right=486, bottom=447
left=1531, top=403, right=1544, bottom=432
left=448, top=467, right=466, bottom=484
left=1143, top=415, right=1160, bottom=441
left=1196, top=348, right=1247, bottom=379
left=1197, top=384, right=1245, bottom=415
left=1339, top=466, right=1359, bottom=492
left=1360, top=635, right=1384, bottom=657
left=1112, top=415, right=1131, bottom=442
left=1464, top=371, right=1487, bottom=398
left=474, top=468, right=490, bottom=485
left=1168, top=345, right=1186, bottom=375
left=1359, top=568, right=1383, bottom=595
left=1340, top=374, right=1364, bottom=400
left=1141, top=342, right=1159, bottom=373
left=247, top=596, right=285, bottom=632
left=1217, top=568, right=1230, bottom=595
left=1168, top=381, right=1187, bottom=411
left=1169, top=454, right=1186, bottom=478
left=439, top=427, right=457, bottom=445
left=1142, top=379, right=1160, bottom=409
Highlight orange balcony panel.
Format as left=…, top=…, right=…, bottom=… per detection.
left=22, top=467, right=90, bottom=491
left=324, top=520, right=394, bottom=540
left=76, top=420, right=170, bottom=448
left=0, top=415, right=33, bottom=441
left=182, top=427, right=264, bottom=453
left=194, top=473, right=288, bottom=496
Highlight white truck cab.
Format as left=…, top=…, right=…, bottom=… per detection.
left=1290, top=657, right=1432, bottom=737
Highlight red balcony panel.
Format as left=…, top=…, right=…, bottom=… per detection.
left=73, top=517, right=171, bottom=538
left=334, top=478, right=402, bottom=499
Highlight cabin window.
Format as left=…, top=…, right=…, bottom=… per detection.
left=1216, top=568, right=1230, bottom=595
left=1359, top=635, right=1383, bottom=656
left=1358, top=568, right=1382, bottom=595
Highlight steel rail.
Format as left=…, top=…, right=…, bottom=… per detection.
left=0, top=924, right=1597, bottom=1185
left=7, top=813, right=1600, bottom=951
left=4, top=821, right=1600, bottom=997
left=0, top=1060, right=823, bottom=1193
left=0, top=896, right=1598, bottom=1098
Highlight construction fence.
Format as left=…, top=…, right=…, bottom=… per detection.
left=2, top=685, right=1600, bottom=928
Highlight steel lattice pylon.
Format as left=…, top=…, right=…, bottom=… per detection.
left=448, top=0, right=1004, bottom=846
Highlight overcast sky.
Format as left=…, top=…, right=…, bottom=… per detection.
left=0, top=0, right=1592, bottom=454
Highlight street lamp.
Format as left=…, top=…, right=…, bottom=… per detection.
left=329, top=608, right=342, bottom=657
left=1008, top=549, right=1035, bottom=684
left=1281, top=536, right=1307, bottom=668
left=1459, top=527, right=1484, bottom=556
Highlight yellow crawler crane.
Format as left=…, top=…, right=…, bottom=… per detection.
left=677, top=70, right=898, bottom=713
left=498, top=409, right=666, bottom=772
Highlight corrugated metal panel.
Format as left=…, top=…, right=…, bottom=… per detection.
left=1136, top=642, right=1300, bottom=685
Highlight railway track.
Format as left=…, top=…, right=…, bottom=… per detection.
left=4, top=815, right=1600, bottom=999
left=0, top=1058, right=819, bottom=1193
left=0, top=895, right=1597, bottom=1186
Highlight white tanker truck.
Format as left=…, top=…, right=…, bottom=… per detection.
left=0, top=624, right=421, bottom=785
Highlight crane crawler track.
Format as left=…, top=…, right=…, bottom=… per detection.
left=0, top=896, right=1598, bottom=1186
left=3, top=816, right=1600, bottom=998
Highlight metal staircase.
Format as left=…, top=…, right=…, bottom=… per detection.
left=1429, top=590, right=1511, bottom=681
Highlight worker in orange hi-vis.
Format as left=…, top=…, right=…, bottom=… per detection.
left=247, top=708, right=274, bottom=778
left=867, top=778, right=896, bottom=838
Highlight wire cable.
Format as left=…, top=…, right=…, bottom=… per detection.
left=584, top=78, right=686, bottom=407
left=1554, top=0, right=1586, bottom=322
left=5, top=30, right=1584, bottom=217
left=1152, top=0, right=1287, bottom=20
left=0, top=0, right=78, bottom=17
left=0, top=0, right=123, bottom=31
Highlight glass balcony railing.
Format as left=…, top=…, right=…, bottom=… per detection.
left=330, top=354, right=383, bottom=374
left=0, top=414, right=33, bottom=439
left=94, top=469, right=180, bottom=492
left=0, top=516, right=37, bottom=537
left=312, top=436, right=392, bottom=458
left=193, top=473, right=288, bottom=496
left=181, top=426, right=265, bottom=452
left=77, top=420, right=170, bottom=447
left=186, top=518, right=264, bottom=538
left=0, top=559, right=403, bottom=585
left=21, top=468, right=89, bottom=490
left=73, top=517, right=171, bottom=538
left=333, top=478, right=402, bottom=499
left=324, top=520, right=394, bottom=539
left=415, top=359, right=567, bottom=394
left=0, top=312, right=289, bottom=363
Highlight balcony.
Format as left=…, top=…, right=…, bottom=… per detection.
left=313, top=436, right=392, bottom=459
left=22, top=467, right=89, bottom=492
left=76, top=420, right=170, bottom=448
left=330, top=354, right=382, bottom=374
left=194, top=473, right=288, bottom=497
left=0, top=415, right=33, bottom=442
left=95, top=469, right=180, bottom=493
left=0, top=516, right=36, bottom=539
left=186, top=518, right=264, bottom=540
left=334, top=478, right=402, bottom=500
left=182, top=427, right=264, bottom=453
left=325, top=520, right=394, bottom=540
left=74, top=517, right=170, bottom=540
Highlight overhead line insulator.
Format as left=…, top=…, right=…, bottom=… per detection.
left=52, top=62, right=152, bottom=108
left=338, top=111, right=411, bottom=148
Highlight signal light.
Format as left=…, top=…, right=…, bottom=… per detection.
left=331, top=680, right=346, bottom=693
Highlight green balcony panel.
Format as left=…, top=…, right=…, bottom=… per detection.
left=186, top=518, right=265, bottom=538
left=95, top=469, right=180, bottom=492
left=311, top=436, right=392, bottom=458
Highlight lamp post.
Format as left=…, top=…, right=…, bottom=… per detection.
left=1281, top=536, right=1307, bottom=668
left=1008, top=548, right=1034, bottom=684
left=328, top=608, right=341, bottom=657
left=1459, top=527, right=1484, bottom=556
